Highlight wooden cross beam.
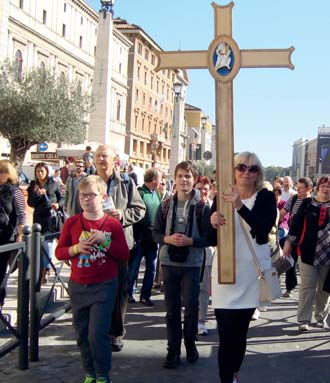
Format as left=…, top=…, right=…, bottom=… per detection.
left=155, top=1, right=294, bottom=283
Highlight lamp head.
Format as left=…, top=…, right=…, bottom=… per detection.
left=201, top=116, right=208, bottom=128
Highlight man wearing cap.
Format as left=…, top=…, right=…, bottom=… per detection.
left=84, top=155, right=96, bottom=175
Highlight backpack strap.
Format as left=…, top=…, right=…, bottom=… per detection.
left=289, top=194, right=299, bottom=215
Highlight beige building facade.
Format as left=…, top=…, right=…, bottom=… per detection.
left=114, top=19, right=179, bottom=174
left=0, top=0, right=131, bottom=163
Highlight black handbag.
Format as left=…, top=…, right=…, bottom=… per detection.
left=50, top=208, right=66, bottom=232
left=168, top=244, right=189, bottom=262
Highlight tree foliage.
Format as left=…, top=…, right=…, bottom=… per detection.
left=264, top=166, right=291, bottom=182
left=192, top=160, right=214, bottom=178
left=0, top=61, right=92, bottom=168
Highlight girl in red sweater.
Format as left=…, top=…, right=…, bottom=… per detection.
left=56, top=175, right=129, bottom=383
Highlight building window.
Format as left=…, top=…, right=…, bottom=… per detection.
left=154, top=100, right=158, bottom=112
left=81, top=16, right=83, bottom=25
left=145, top=49, right=149, bottom=61
left=150, top=75, right=154, bottom=90
left=19, top=0, right=23, bottom=9
left=151, top=55, right=155, bottom=66
left=138, top=43, right=142, bottom=55
left=143, top=93, right=146, bottom=107
left=42, top=10, right=47, bottom=24
left=118, top=62, right=122, bottom=74
left=79, top=36, right=83, bottom=48
left=64, top=2, right=67, bottom=12
left=15, top=50, right=23, bottom=82
left=149, top=97, right=152, bottom=110
left=135, top=89, right=139, bottom=103
left=39, top=61, right=46, bottom=69
left=94, top=46, right=96, bottom=56
left=62, top=24, right=66, bottom=37
left=116, top=99, right=121, bottom=121
left=137, top=65, right=140, bottom=80
left=144, top=70, right=147, bottom=85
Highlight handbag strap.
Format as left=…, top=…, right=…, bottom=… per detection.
left=238, top=215, right=264, bottom=280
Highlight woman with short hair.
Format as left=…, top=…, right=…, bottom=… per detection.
left=283, top=175, right=330, bottom=331
left=210, top=152, right=277, bottom=383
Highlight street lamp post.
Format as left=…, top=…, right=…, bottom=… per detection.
left=100, top=0, right=115, bottom=17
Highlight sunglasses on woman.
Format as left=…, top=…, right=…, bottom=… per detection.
left=235, top=164, right=259, bottom=174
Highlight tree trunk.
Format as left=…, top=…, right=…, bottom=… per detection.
left=9, top=137, right=36, bottom=170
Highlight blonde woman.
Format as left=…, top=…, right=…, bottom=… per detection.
left=209, top=152, right=277, bottom=383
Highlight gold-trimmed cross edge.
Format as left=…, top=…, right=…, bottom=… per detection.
left=155, top=1, right=294, bottom=284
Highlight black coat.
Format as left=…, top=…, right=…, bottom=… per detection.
left=27, top=177, right=63, bottom=233
left=208, top=188, right=277, bottom=246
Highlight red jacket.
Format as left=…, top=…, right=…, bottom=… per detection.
left=56, top=213, right=129, bottom=284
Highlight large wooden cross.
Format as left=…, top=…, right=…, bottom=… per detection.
left=155, top=1, right=294, bottom=283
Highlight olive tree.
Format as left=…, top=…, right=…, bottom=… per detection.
left=0, top=61, right=92, bottom=168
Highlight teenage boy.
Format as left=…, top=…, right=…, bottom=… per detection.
left=153, top=161, right=210, bottom=369
left=56, top=175, right=129, bottom=383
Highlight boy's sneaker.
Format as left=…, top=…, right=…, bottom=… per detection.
left=185, top=341, right=199, bottom=364
left=96, top=378, right=112, bottom=383
left=163, top=349, right=180, bottom=369
left=82, top=374, right=96, bottom=383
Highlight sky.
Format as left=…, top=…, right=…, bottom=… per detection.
left=85, top=0, right=330, bottom=167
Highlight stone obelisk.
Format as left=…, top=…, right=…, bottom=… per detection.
left=88, top=9, right=113, bottom=144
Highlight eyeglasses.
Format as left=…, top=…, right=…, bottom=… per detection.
left=235, top=164, right=259, bottom=174
left=79, top=193, right=100, bottom=200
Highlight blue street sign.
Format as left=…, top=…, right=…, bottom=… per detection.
left=38, top=142, right=48, bottom=152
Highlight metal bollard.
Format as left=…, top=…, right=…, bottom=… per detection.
left=17, top=225, right=31, bottom=370
left=29, top=223, right=42, bottom=362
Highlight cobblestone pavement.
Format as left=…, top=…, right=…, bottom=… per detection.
left=1, top=279, right=330, bottom=383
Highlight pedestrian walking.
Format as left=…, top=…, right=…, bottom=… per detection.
left=56, top=175, right=129, bottom=383
left=209, top=152, right=277, bottom=383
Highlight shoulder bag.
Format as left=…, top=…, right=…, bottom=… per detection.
left=239, top=216, right=282, bottom=305
left=270, top=235, right=294, bottom=275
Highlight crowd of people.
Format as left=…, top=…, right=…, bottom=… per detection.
left=0, top=147, right=329, bottom=383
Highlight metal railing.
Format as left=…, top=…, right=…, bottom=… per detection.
left=0, top=226, right=30, bottom=369
left=0, top=225, right=70, bottom=369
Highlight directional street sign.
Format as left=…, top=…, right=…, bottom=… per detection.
left=38, top=143, right=48, bottom=152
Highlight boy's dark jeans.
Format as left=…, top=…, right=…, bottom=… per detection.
left=162, top=265, right=200, bottom=351
left=69, top=278, right=118, bottom=378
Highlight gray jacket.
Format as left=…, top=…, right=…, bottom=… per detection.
left=153, top=190, right=210, bottom=267
left=64, top=173, right=87, bottom=216
left=106, top=171, right=146, bottom=249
